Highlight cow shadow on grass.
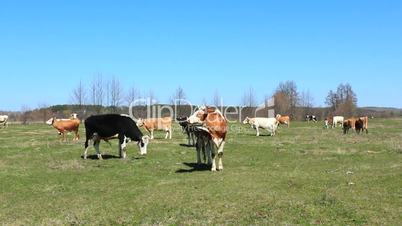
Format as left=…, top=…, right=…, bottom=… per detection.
left=176, top=162, right=211, bottom=173
left=179, top=144, right=195, bottom=147
left=81, top=154, right=120, bottom=160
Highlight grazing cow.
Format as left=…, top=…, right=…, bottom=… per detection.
left=137, top=117, right=172, bottom=139
left=177, top=116, right=195, bottom=146
left=191, top=125, right=213, bottom=165
left=332, top=116, right=345, bottom=128
left=46, top=116, right=80, bottom=141
left=276, top=114, right=290, bottom=127
left=188, top=106, right=227, bottom=172
left=0, top=115, right=8, bottom=128
left=306, top=115, right=317, bottom=122
left=243, top=117, right=279, bottom=136
left=343, top=118, right=355, bottom=134
left=84, top=114, right=150, bottom=160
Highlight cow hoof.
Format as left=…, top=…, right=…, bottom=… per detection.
left=98, top=155, right=103, bottom=160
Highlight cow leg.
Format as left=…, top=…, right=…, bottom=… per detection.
left=92, top=133, right=102, bottom=160
left=217, top=141, right=225, bottom=171
left=256, top=127, right=260, bottom=136
left=150, top=130, right=154, bottom=140
left=119, top=135, right=127, bottom=159
left=196, top=138, right=202, bottom=165
left=192, top=133, right=196, bottom=146
left=75, top=129, right=80, bottom=141
left=94, top=141, right=102, bottom=160
left=169, top=128, right=172, bottom=139
left=211, top=138, right=224, bottom=172
left=84, top=138, right=90, bottom=160
left=202, top=140, right=207, bottom=163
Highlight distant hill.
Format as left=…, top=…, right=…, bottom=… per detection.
left=360, top=107, right=402, bottom=112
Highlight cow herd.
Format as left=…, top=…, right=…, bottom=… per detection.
left=0, top=109, right=369, bottom=171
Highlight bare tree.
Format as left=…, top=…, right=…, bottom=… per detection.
left=126, top=84, right=140, bottom=106
left=109, top=76, right=124, bottom=111
left=170, top=86, right=187, bottom=106
left=275, top=81, right=299, bottom=116
left=38, top=103, right=49, bottom=123
left=90, top=74, right=104, bottom=113
left=300, top=89, right=314, bottom=109
left=213, top=90, right=221, bottom=107
left=21, top=105, right=31, bottom=125
left=71, top=80, right=86, bottom=109
left=241, top=86, right=257, bottom=107
left=326, top=83, right=357, bottom=117
left=147, top=90, right=157, bottom=105
left=274, top=91, right=290, bottom=115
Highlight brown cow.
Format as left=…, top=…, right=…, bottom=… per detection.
left=46, top=117, right=80, bottom=141
left=276, top=114, right=290, bottom=127
left=343, top=116, right=368, bottom=134
left=358, top=116, right=369, bottom=134
left=136, top=117, right=172, bottom=139
left=188, top=106, right=228, bottom=172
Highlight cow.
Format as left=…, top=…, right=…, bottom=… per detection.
left=177, top=116, right=195, bottom=146
left=191, top=125, right=213, bottom=165
left=136, top=117, right=172, bottom=139
left=0, top=115, right=8, bottom=128
left=343, top=118, right=354, bottom=134
left=324, top=115, right=334, bottom=129
left=344, top=117, right=369, bottom=134
left=243, top=117, right=279, bottom=136
left=306, top=115, right=317, bottom=122
left=332, top=116, right=345, bottom=128
left=276, top=114, right=290, bottom=127
left=46, top=116, right=80, bottom=141
left=359, top=116, right=369, bottom=134
left=83, top=114, right=150, bottom=160
left=188, top=106, right=227, bottom=172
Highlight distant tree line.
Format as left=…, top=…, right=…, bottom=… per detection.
left=3, top=75, right=401, bottom=123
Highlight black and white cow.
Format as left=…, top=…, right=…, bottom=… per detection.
left=191, top=125, right=213, bottom=165
left=176, top=116, right=195, bottom=146
left=84, top=114, right=150, bottom=160
left=306, top=115, right=317, bottom=122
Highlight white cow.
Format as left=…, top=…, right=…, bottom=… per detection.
left=0, top=115, right=8, bottom=128
left=243, top=117, right=279, bottom=136
left=332, top=116, right=344, bottom=128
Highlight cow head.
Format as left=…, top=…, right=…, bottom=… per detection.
left=276, top=114, right=282, bottom=120
left=242, top=117, right=251, bottom=124
left=136, top=118, right=145, bottom=127
left=188, top=106, right=207, bottom=124
left=138, top=135, right=150, bottom=155
left=46, top=118, right=55, bottom=125
left=70, top=113, right=78, bottom=119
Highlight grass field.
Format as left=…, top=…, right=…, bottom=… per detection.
left=0, top=118, right=401, bottom=225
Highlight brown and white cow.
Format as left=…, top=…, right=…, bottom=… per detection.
left=46, top=116, right=80, bottom=141
left=136, top=117, right=172, bottom=139
left=276, top=114, right=290, bottom=127
left=188, top=106, right=228, bottom=172
left=0, top=115, right=8, bottom=128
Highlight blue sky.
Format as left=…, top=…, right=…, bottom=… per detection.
left=1, top=0, right=401, bottom=111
